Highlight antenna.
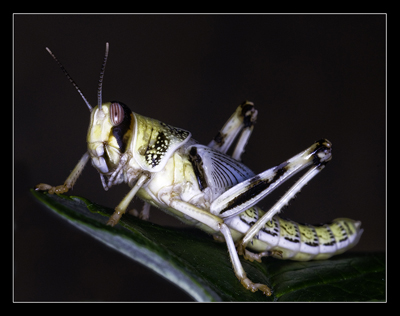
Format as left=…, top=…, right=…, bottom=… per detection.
left=45, top=47, right=93, bottom=112
left=97, top=42, right=109, bottom=110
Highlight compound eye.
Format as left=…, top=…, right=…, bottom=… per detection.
left=110, top=102, right=124, bottom=126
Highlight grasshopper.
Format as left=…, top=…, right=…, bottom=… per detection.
left=36, top=43, right=363, bottom=296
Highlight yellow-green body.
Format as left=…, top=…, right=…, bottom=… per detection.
left=37, top=44, right=363, bottom=296
left=86, top=102, right=363, bottom=260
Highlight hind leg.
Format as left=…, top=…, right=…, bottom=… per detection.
left=208, top=101, right=257, bottom=161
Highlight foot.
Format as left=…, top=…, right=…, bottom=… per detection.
left=242, top=248, right=283, bottom=262
left=240, top=276, right=272, bottom=296
left=236, top=240, right=283, bottom=262
left=107, top=210, right=123, bottom=226
left=35, top=183, right=69, bottom=194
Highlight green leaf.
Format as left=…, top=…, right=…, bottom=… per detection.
left=31, top=189, right=385, bottom=302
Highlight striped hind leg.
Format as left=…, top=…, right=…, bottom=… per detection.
left=208, top=101, right=257, bottom=161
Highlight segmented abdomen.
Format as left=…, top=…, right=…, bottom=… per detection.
left=227, top=207, right=363, bottom=261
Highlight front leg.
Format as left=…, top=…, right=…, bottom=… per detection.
left=107, top=173, right=150, bottom=226
left=35, top=152, right=90, bottom=194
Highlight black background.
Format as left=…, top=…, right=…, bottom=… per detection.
left=14, top=14, right=385, bottom=301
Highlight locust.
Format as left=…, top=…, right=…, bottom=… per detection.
left=36, top=43, right=363, bottom=296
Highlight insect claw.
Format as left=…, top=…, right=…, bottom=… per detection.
left=257, top=284, right=272, bottom=296
left=35, top=183, right=53, bottom=191
left=240, top=277, right=272, bottom=296
left=270, top=250, right=283, bottom=258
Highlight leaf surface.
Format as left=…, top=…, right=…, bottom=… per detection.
left=31, top=189, right=385, bottom=302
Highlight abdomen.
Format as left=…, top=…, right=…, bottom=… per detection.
left=226, top=206, right=363, bottom=261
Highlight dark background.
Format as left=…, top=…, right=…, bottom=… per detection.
left=14, top=14, right=386, bottom=301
